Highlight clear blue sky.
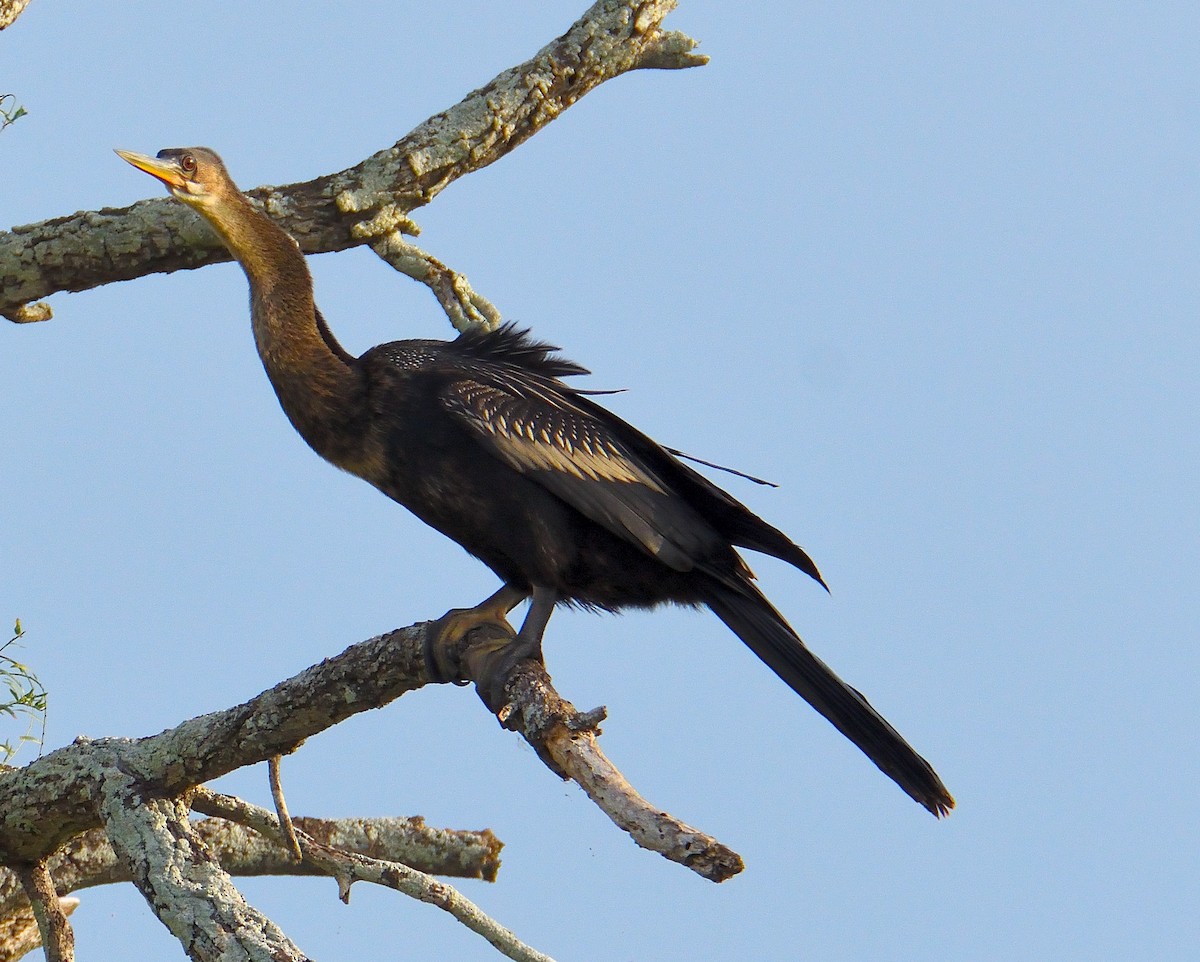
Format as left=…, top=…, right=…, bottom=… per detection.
left=3, top=2, right=1196, bottom=959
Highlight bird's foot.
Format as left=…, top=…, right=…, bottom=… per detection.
left=467, top=632, right=544, bottom=716
left=424, top=603, right=517, bottom=685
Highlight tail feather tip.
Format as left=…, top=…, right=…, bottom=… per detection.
left=923, top=788, right=955, bottom=818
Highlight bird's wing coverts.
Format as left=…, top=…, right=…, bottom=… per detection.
left=441, top=374, right=722, bottom=571
left=366, top=325, right=823, bottom=587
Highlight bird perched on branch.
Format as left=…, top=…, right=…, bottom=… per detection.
left=117, top=146, right=953, bottom=816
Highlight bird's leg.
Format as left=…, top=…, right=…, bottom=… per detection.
left=473, top=586, right=557, bottom=713
left=513, top=586, right=556, bottom=664
left=425, top=583, right=527, bottom=683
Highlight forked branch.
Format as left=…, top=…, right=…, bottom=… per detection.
left=0, top=812, right=501, bottom=961
left=0, top=618, right=739, bottom=876
left=192, top=790, right=554, bottom=962
left=0, top=616, right=738, bottom=960
left=0, top=0, right=705, bottom=322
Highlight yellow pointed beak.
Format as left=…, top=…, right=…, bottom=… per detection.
left=114, top=149, right=187, bottom=190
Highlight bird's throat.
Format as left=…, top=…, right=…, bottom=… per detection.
left=207, top=196, right=368, bottom=468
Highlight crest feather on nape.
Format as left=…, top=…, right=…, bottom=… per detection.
left=454, top=324, right=590, bottom=379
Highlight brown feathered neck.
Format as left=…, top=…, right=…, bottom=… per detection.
left=194, top=186, right=367, bottom=467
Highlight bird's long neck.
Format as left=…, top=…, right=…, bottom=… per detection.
left=201, top=193, right=367, bottom=466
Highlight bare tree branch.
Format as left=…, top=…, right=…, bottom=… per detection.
left=371, top=232, right=504, bottom=332
left=187, top=799, right=502, bottom=884
left=3, top=775, right=541, bottom=961
left=0, top=812, right=501, bottom=960
left=0, top=617, right=740, bottom=881
left=0, top=623, right=430, bottom=864
left=1, top=3, right=724, bottom=957
left=459, top=644, right=745, bottom=882
left=193, top=790, right=556, bottom=962
left=0, top=0, right=34, bottom=32
left=0, top=0, right=705, bottom=322
left=0, top=815, right=498, bottom=915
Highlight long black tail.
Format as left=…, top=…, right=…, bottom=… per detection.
left=705, top=583, right=954, bottom=816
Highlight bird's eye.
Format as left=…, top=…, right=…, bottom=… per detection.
left=181, top=154, right=197, bottom=174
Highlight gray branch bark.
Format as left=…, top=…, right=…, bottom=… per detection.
left=0, top=816, right=500, bottom=912
left=0, top=624, right=430, bottom=865
left=192, top=790, right=555, bottom=962
left=0, top=615, right=738, bottom=961
left=100, top=781, right=308, bottom=962
left=0, top=619, right=740, bottom=876
left=0, top=813, right=500, bottom=962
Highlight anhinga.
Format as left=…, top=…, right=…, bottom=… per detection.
left=117, top=146, right=953, bottom=817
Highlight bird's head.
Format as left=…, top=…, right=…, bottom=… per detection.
left=115, top=146, right=233, bottom=210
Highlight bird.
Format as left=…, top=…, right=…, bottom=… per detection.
left=117, top=146, right=954, bottom=817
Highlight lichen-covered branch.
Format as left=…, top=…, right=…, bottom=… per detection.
left=188, top=794, right=503, bottom=884
left=0, top=617, right=735, bottom=961
left=371, top=232, right=504, bottom=333
left=545, top=722, right=744, bottom=881
left=0, top=613, right=741, bottom=880
left=99, top=776, right=309, bottom=962
left=0, top=814, right=500, bottom=918
left=192, top=790, right=555, bottom=962
left=0, top=623, right=431, bottom=864
left=0, top=811, right=501, bottom=961
left=0, top=0, right=704, bottom=322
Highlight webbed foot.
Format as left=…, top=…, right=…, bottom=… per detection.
left=424, top=584, right=525, bottom=683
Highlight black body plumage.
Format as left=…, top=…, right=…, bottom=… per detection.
left=119, top=146, right=953, bottom=816
left=357, top=326, right=951, bottom=815
left=358, top=325, right=823, bottom=610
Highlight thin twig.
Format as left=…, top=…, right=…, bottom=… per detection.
left=10, top=862, right=73, bottom=962
left=267, top=756, right=303, bottom=861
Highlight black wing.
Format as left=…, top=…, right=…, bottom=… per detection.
left=434, top=325, right=823, bottom=586
left=439, top=362, right=729, bottom=573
